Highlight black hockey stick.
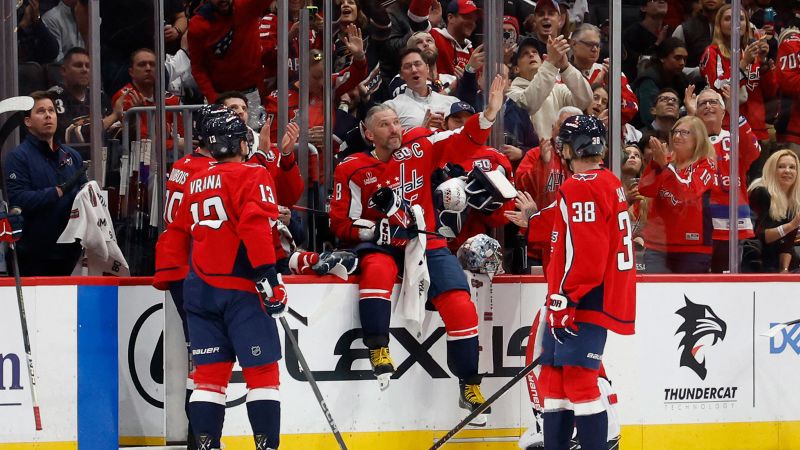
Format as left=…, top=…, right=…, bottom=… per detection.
left=290, top=204, right=448, bottom=238
left=429, top=357, right=542, bottom=450
left=0, top=96, right=42, bottom=431
left=279, top=317, right=348, bottom=450
left=761, top=318, right=800, bottom=338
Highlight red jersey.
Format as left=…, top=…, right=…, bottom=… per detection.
left=701, top=43, right=776, bottom=140
left=163, top=151, right=214, bottom=225
left=777, top=34, right=800, bottom=145
left=248, top=147, right=304, bottom=207
left=638, top=158, right=716, bottom=254
left=154, top=162, right=279, bottom=292
left=187, top=0, right=268, bottom=103
left=708, top=117, right=760, bottom=240
left=582, top=65, right=638, bottom=126
left=445, top=147, right=514, bottom=252
left=330, top=114, right=493, bottom=249
left=264, top=57, right=366, bottom=183
left=516, top=145, right=570, bottom=261
left=547, top=169, right=636, bottom=335
left=259, top=13, right=322, bottom=83
left=431, top=28, right=472, bottom=76
left=112, top=83, right=182, bottom=146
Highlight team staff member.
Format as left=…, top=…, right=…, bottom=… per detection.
left=4, top=90, right=87, bottom=276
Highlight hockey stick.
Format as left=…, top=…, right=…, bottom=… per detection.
left=429, top=357, right=541, bottom=450
left=0, top=96, right=42, bottom=431
left=761, top=318, right=800, bottom=338
left=0, top=96, right=34, bottom=115
left=279, top=317, right=348, bottom=450
left=288, top=306, right=309, bottom=326
left=290, top=205, right=448, bottom=238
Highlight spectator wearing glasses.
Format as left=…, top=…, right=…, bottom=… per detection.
left=383, top=48, right=460, bottom=130
left=638, top=116, right=717, bottom=273
left=633, top=38, right=691, bottom=128
left=691, top=88, right=761, bottom=273
left=641, top=88, right=681, bottom=135
left=748, top=150, right=800, bottom=273
left=622, top=0, right=670, bottom=81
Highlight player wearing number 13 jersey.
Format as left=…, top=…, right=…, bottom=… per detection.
left=538, top=115, right=635, bottom=450
left=155, top=112, right=287, bottom=450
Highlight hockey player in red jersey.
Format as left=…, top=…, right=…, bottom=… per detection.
left=154, top=112, right=286, bottom=450
left=158, top=103, right=227, bottom=450
left=537, top=115, right=636, bottom=450
left=329, top=74, right=506, bottom=424
left=435, top=101, right=515, bottom=252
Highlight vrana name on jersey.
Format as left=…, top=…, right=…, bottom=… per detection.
left=190, top=174, right=222, bottom=194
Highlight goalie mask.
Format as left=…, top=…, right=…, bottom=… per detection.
left=203, top=112, right=250, bottom=159
left=557, top=114, right=607, bottom=159
left=464, top=167, right=517, bottom=213
left=457, top=234, right=503, bottom=275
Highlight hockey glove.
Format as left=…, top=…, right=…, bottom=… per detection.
left=315, top=250, right=358, bottom=275
left=0, top=209, right=23, bottom=242
left=288, top=251, right=320, bottom=275
left=255, top=268, right=288, bottom=319
left=58, top=161, right=89, bottom=194
left=375, top=218, right=418, bottom=247
left=546, top=293, right=578, bottom=344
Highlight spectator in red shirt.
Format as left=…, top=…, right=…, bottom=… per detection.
left=407, top=0, right=480, bottom=77
left=112, top=48, right=182, bottom=147
left=638, top=115, right=717, bottom=273
left=188, top=0, right=269, bottom=104
left=259, top=0, right=323, bottom=90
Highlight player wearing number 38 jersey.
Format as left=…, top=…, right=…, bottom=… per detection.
left=539, top=115, right=635, bottom=450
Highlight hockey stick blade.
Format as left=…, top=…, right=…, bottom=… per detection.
left=761, top=318, right=800, bottom=338
left=279, top=317, right=348, bottom=450
left=288, top=306, right=309, bottom=326
left=429, top=356, right=541, bottom=450
left=0, top=96, right=34, bottom=115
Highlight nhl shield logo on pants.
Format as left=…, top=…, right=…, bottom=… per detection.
left=251, top=346, right=262, bottom=357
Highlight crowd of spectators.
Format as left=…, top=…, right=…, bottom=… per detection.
left=8, top=0, right=800, bottom=275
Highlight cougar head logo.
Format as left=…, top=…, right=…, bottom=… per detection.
left=675, top=295, right=727, bottom=380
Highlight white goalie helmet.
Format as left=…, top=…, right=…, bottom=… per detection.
left=457, top=234, right=504, bottom=275
left=434, top=177, right=468, bottom=212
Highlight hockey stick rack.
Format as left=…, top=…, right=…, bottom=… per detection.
left=428, top=357, right=541, bottom=450
left=0, top=96, right=43, bottom=430
left=279, top=316, right=349, bottom=449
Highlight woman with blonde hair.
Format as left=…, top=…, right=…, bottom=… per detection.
left=638, top=115, right=717, bottom=273
left=699, top=4, right=775, bottom=141
left=747, top=150, right=800, bottom=272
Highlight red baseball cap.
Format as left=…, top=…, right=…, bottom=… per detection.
left=503, top=15, right=520, bottom=35
left=447, top=0, right=480, bottom=15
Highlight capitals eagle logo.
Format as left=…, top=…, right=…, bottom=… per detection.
left=675, top=295, right=727, bottom=380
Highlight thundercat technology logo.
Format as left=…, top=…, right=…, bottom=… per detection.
left=675, top=296, right=727, bottom=380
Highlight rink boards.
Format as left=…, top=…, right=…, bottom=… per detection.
left=0, top=275, right=799, bottom=449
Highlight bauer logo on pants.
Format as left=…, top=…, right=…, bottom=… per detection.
left=675, top=295, right=727, bottom=380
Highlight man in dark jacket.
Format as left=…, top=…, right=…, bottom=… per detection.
left=4, top=90, right=87, bottom=276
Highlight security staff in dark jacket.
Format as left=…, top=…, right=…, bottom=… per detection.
left=4, top=90, right=88, bottom=276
